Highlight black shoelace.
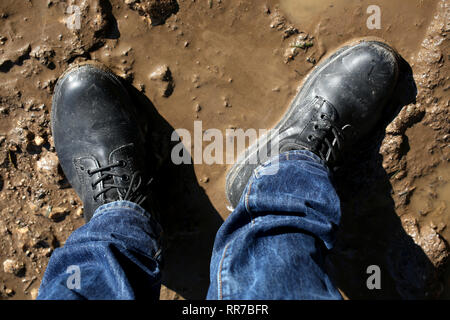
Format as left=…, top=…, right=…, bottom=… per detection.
left=87, top=161, right=152, bottom=205
left=314, top=114, right=351, bottom=163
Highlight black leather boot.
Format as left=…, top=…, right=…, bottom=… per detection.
left=226, top=41, right=399, bottom=209
left=51, top=63, right=150, bottom=222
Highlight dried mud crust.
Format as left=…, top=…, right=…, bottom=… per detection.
left=0, top=0, right=448, bottom=300
left=124, top=0, right=179, bottom=26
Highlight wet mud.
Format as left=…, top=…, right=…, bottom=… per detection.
left=0, top=0, right=448, bottom=299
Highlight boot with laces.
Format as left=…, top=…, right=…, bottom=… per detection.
left=226, top=41, right=400, bottom=209
left=51, top=63, right=151, bottom=222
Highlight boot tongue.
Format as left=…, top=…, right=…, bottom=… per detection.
left=107, top=143, right=138, bottom=200
left=277, top=96, right=346, bottom=163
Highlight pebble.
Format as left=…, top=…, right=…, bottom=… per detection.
left=36, top=152, right=58, bottom=172
left=75, top=207, right=84, bottom=218
left=5, top=288, right=14, bottom=296
left=223, top=97, right=231, bottom=108
left=149, top=65, right=174, bottom=97
left=33, top=135, right=45, bottom=146
left=3, top=258, right=25, bottom=276
left=30, top=288, right=38, bottom=300
left=46, top=206, right=68, bottom=221
left=200, top=176, right=209, bottom=183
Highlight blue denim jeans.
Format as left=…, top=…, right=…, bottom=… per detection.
left=37, top=150, right=342, bottom=300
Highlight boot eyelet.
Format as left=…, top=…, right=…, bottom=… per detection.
left=314, top=124, right=319, bottom=130
left=121, top=175, right=130, bottom=182
left=307, top=135, right=313, bottom=141
left=118, top=160, right=127, bottom=167
left=320, top=114, right=326, bottom=119
left=80, top=166, right=85, bottom=171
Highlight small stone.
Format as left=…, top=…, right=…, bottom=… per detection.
left=30, top=45, right=55, bottom=68
left=46, top=206, right=68, bottom=221
left=223, top=97, right=231, bottom=108
left=150, top=64, right=172, bottom=81
left=5, top=288, right=14, bottom=296
left=137, top=83, right=145, bottom=92
left=3, top=258, right=25, bottom=276
left=41, top=247, right=53, bottom=257
left=149, top=65, right=174, bottom=97
left=30, top=288, right=38, bottom=300
left=34, top=135, right=45, bottom=146
left=17, top=227, right=29, bottom=235
left=306, top=56, right=316, bottom=64
left=36, top=152, right=62, bottom=185
left=36, top=152, right=59, bottom=174
left=75, top=207, right=84, bottom=218
left=200, top=176, right=209, bottom=183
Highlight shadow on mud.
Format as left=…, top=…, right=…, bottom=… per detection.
left=125, top=84, right=223, bottom=299
left=326, top=56, right=445, bottom=299
left=123, top=54, right=444, bottom=299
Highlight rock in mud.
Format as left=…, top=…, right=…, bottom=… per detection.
left=30, top=288, right=38, bottom=300
left=36, top=152, right=59, bottom=176
left=268, top=9, right=299, bottom=40
left=4, top=288, right=14, bottom=297
left=284, top=34, right=314, bottom=63
left=3, top=259, right=25, bottom=276
left=74, top=207, right=84, bottom=218
left=46, top=206, right=69, bottom=221
left=15, top=226, right=32, bottom=251
left=33, top=135, right=45, bottom=147
left=149, top=64, right=174, bottom=97
left=30, top=45, right=55, bottom=69
left=62, top=0, right=114, bottom=62
left=125, top=0, right=179, bottom=26
left=36, top=151, right=64, bottom=186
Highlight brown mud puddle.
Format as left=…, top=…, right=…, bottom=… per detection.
left=279, top=0, right=438, bottom=58
left=0, top=0, right=448, bottom=299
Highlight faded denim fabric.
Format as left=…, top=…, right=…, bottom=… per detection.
left=38, top=150, right=341, bottom=300
left=37, top=201, right=162, bottom=300
left=207, top=150, right=342, bottom=299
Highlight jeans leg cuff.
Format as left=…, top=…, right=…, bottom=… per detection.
left=92, top=200, right=152, bottom=220
left=254, top=149, right=328, bottom=176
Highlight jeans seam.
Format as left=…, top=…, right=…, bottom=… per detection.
left=244, top=179, right=255, bottom=226
left=218, top=242, right=231, bottom=300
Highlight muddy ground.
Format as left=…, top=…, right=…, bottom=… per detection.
left=0, top=0, right=448, bottom=300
